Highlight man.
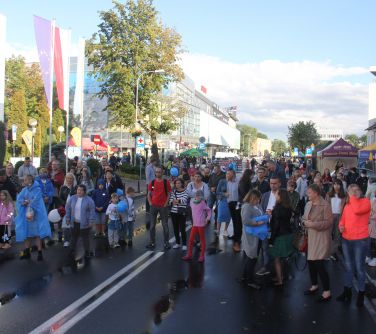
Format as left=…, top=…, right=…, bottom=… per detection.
left=251, top=158, right=257, bottom=171
left=65, top=184, right=96, bottom=260
left=346, top=167, right=359, bottom=185
left=109, top=154, right=117, bottom=170
left=208, top=164, right=226, bottom=224
left=49, top=160, right=65, bottom=196
left=105, top=166, right=123, bottom=191
left=257, top=176, right=282, bottom=276
left=251, top=167, right=270, bottom=194
left=266, top=160, right=287, bottom=189
left=0, top=169, right=17, bottom=200
left=146, top=166, right=172, bottom=250
left=145, top=157, right=158, bottom=229
left=17, top=157, right=38, bottom=183
left=202, top=167, right=211, bottom=184
left=357, top=170, right=368, bottom=195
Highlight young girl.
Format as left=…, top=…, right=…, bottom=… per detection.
left=106, top=193, right=121, bottom=248
left=239, top=189, right=263, bottom=290
left=0, top=190, right=14, bottom=249
left=182, top=190, right=211, bottom=262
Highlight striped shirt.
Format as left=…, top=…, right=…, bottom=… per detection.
left=169, top=189, right=189, bottom=214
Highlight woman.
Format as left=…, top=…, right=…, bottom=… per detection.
left=58, top=173, right=78, bottom=247
left=169, top=179, right=189, bottom=250
left=238, top=169, right=254, bottom=203
left=15, top=175, right=51, bottom=261
left=321, top=168, right=333, bottom=194
left=104, top=170, right=117, bottom=196
left=302, top=184, right=333, bottom=302
left=269, top=189, right=294, bottom=286
left=336, top=172, right=347, bottom=193
left=78, top=167, right=94, bottom=196
left=239, top=189, right=264, bottom=290
left=181, top=169, right=191, bottom=187
left=337, top=184, right=371, bottom=307
left=326, top=179, right=346, bottom=260
left=186, top=172, right=210, bottom=202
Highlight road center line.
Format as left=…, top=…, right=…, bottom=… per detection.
left=29, top=251, right=153, bottom=334
left=54, top=252, right=164, bottom=334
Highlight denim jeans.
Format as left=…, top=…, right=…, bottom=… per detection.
left=150, top=206, right=170, bottom=244
left=342, top=237, right=369, bottom=291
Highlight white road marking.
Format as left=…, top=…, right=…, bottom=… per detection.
left=29, top=251, right=153, bottom=334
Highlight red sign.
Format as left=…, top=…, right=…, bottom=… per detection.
left=138, top=137, right=144, bottom=144
left=93, top=135, right=101, bottom=145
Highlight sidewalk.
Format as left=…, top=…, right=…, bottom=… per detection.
left=121, top=178, right=146, bottom=199
left=366, top=265, right=376, bottom=306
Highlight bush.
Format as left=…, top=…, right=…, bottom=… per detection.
left=119, top=164, right=144, bottom=175
left=86, top=158, right=101, bottom=179
left=14, top=160, right=24, bottom=174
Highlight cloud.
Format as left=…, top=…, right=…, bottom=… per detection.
left=180, top=53, right=369, bottom=141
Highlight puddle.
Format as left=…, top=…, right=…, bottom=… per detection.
left=0, top=273, right=53, bottom=306
left=150, top=262, right=205, bottom=330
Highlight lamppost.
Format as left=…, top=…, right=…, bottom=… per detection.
left=58, top=125, right=64, bottom=143
left=29, top=118, right=38, bottom=163
left=135, top=69, right=165, bottom=192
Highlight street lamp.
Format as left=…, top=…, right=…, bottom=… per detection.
left=29, top=118, right=38, bottom=163
left=135, top=69, right=165, bottom=192
left=58, top=125, right=64, bottom=143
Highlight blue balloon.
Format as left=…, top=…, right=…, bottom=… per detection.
left=116, top=188, right=124, bottom=197
left=170, top=167, right=179, bottom=177
left=117, top=200, right=128, bottom=213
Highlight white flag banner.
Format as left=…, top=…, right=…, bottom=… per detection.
left=73, top=38, right=85, bottom=117
left=0, top=13, right=6, bottom=122
left=60, top=28, right=71, bottom=111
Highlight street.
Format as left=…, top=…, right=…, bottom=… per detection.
left=1, top=201, right=376, bottom=334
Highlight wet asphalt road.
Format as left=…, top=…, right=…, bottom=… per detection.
left=0, top=198, right=376, bottom=334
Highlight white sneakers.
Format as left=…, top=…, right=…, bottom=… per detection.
left=368, top=258, right=376, bottom=267
left=182, top=245, right=187, bottom=251
left=223, top=230, right=228, bottom=237
left=63, top=241, right=70, bottom=248
left=365, top=257, right=371, bottom=264
left=173, top=244, right=181, bottom=249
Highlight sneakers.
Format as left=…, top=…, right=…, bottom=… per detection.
left=114, top=243, right=120, bottom=248
left=368, top=258, right=376, bottom=267
left=198, top=255, right=205, bottom=263
left=173, top=244, right=181, bottom=249
left=164, top=242, right=171, bottom=250
left=63, top=241, right=70, bottom=248
left=146, top=242, right=155, bottom=250
left=255, top=267, right=270, bottom=276
left=223, top=230, right=228, bottom=237
left=182, top=245, right=187, bottom=251
left=247, top=282, right=261, bottom=290
left=127, top=240, right=133, bottom=247
left=365, top=256, right=371, bottom=264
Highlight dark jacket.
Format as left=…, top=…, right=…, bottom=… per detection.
left=58, top=185, right=77, bottom=206
left=0, top=178, right=18, bottom=201
left=251, top=179, right=270, bottom=194
left=270, top=204, right=293, bottom=244
left=238, top=178, right=252, bottom=203
left=92, top=188, right=110, bottom=213
left=208, top=171, right=226, bottom=191
left=268, top=166, right=287, bottom=189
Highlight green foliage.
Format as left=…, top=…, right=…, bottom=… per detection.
left=257, top=132, right=268, bottom=139
left=344, top=134, right=367, bottom=149
left=272, top=139, right=287, bottom=155
left=288, top=121, right=320, bottom=152
left=86, top=0, right=185, bottom=157
left=120, top=163, right=144, bottom=175
left=237, top=124, right=258, bottom=156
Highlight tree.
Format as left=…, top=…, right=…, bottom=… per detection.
left=86, top=0, right=185, bottom=157
left=0, top=122, right=6, bottom=166
left=288, top=121, right=320, bottom=152
left=272, top=139, right=287, bottom=156
left=237, top=124, right=258, bottom=156
left=257, top=132, right=268, bottom=139
left=345, top=134, right=367, bottom=149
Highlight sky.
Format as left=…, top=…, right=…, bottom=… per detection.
left=1, top=0, right=376, bottom=141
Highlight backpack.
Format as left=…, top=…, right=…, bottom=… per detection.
left=151, top=179, right=168, bottom=197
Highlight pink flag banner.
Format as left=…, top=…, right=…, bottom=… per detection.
left=33, top=15, right=53, bottom=107
left=54, top=26, right=64, bottom=110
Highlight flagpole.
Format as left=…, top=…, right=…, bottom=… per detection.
left=48, top=19, right=56, bottom=162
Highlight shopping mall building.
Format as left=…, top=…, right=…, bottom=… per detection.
left=69, top=57, right=240, bottom=160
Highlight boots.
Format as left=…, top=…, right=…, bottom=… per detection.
left=20, top=248, right=31, bottom=260
left=336, top=287, right=352, bottom=302
left=37, top=250, right=43, bottom=261
left=356, top=291, right=365, bottom=308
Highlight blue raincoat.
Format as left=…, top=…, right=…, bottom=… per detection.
left=15, top=181, right=51, bottom=242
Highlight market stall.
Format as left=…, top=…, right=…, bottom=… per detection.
left=358, top=142, right=376, bottom=171
left=317, top=138, right=358, bottom=172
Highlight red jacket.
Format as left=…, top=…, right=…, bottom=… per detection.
left=339, top=196, right=371, bottom=240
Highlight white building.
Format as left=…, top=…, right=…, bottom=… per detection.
left=366, top=66, right=376, bottom=145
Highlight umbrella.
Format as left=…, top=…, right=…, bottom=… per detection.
left=180, top=148, right=208, bottom=157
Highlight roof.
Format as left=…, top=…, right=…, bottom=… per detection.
left=317, top=138, right=358, bottom=158
left=365, top=123, right=376, bottom=131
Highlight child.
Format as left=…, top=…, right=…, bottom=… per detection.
left=92, top=179, right=110, bottom=237
left=106, top=193, right=121, bottom=248
left=367, top=196, right=376, bottom=267
left=124, top=187, right=136, bottom=247
left=0, top=190, right=14, bottom=249
left=182, top=190, right=211, bottom=262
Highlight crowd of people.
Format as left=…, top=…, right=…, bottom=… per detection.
left=1, top=154, right=376, bottom=308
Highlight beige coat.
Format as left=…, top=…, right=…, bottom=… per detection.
left=303, top=197, right=333, bottom=261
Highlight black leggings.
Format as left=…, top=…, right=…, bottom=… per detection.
left=308, top=260, right=330, bottom=291
left=242, top=253, right=257, bottom=283
left=170, top=212, right=187, bottom=246
left=228, top=201, right=242, bottom=243
left=0, top=225, right=11, bottom=244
